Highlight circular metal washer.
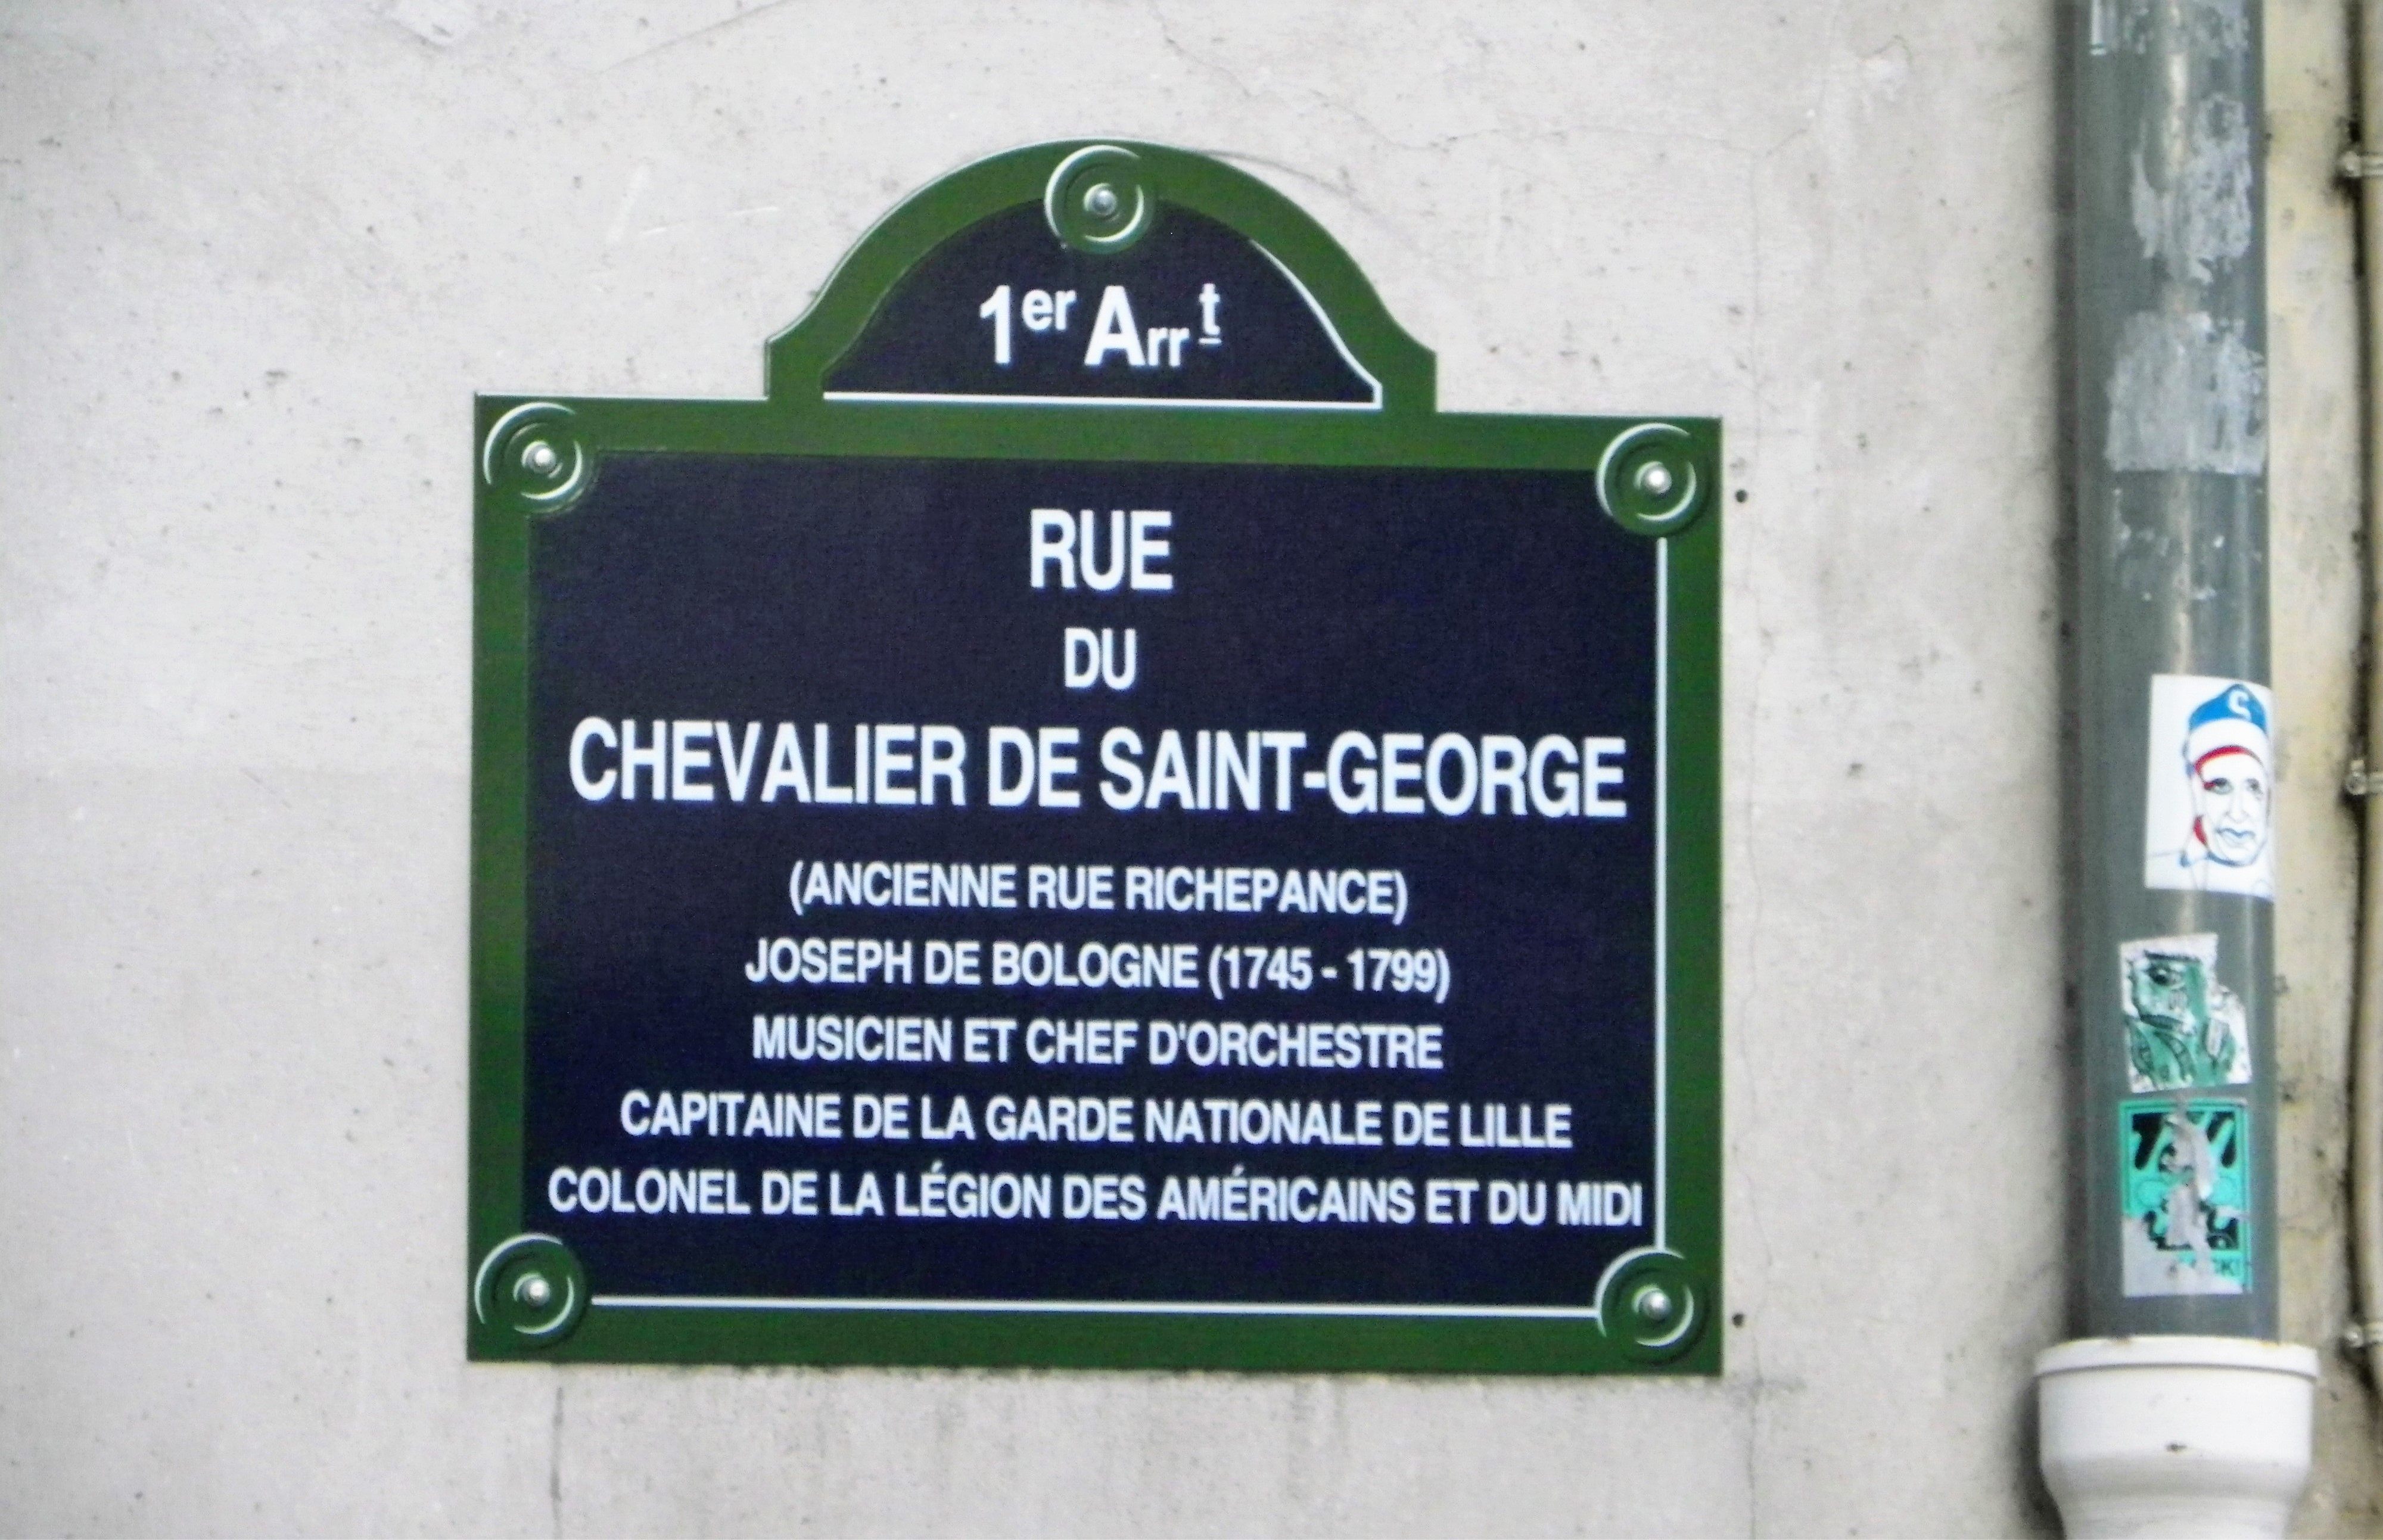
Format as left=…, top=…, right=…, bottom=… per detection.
left=1595, top=421, right=1706, bottom=537
left=1595, top=1248, right=1709, bottom=1362
left=1045, top=145, right=1155, bottom=255
left=472, top=1233, right=587, bottom=1345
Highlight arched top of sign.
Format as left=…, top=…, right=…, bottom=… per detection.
left=768, top=140, right=1437, bottom=416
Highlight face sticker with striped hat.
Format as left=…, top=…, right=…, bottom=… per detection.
left=2143, top=675, right=2274, bottom=900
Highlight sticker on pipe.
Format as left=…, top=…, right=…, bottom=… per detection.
left=2142, top=675, right=2273, bottom=900
left=2118, top=933, right=2250, bottom=1093
left=2120, top=1099, right=2250, bottom=1297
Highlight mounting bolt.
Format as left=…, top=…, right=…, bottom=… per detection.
left=1635, top=462, right=1675, bottom=498
left=515, top=1271, right=553, bottom=1309
left=1635, top=1285, right=1675, bottom=1324
left=524, top=441, right=560, bottom=475
left=1084, top=183, right=1119, bottom=218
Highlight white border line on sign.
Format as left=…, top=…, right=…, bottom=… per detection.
left=596, top=518, right=1671, bottom=1326
left=818, top=391, right=1379, bottom=411
left=592, top=1295, right=1600, bottom=1320
left=1249, top=241, right=1385, bottom=407
left=1655, top=534, right=1669, bottom=1252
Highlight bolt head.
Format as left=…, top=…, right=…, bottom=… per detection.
left=515, top=1271, right=553, bottom=1308
left=1084, top=183, right=1120, bottom=219
left=524, top=441, right=561, bottom=475
left=1635, top=461, right=1675, bottom=498
left=1634, top=1285, right=1674, bottom=1324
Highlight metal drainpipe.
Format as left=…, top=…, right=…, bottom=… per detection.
left=2034, top=2, right=2316, bottom=1534
left=2348, top=0, right=2383, bottom=1405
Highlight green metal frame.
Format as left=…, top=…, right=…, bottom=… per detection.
left=469, top=139, right=1722, bottom=1374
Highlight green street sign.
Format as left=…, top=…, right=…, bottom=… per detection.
left=469, top=140, right=1722, bottom=1374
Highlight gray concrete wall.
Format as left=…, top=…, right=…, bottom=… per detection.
left=0, top=1, right=2373, bottom=1532
left=2268, top=1, right=2378, bottom=1527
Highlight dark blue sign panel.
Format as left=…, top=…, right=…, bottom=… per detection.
left=526, top=456, right=1659, bottom=1309
left=469, top=139, right=1719, bottom=1372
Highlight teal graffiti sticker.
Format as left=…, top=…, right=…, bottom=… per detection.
left=2120, top=1099, right=2249, bottom=1297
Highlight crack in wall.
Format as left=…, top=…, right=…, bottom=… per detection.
left=547, top=1379, right=564, bottom=1539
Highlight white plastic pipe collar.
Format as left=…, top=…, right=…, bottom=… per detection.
left=2036, top=1336, right=2318, bottom=1538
